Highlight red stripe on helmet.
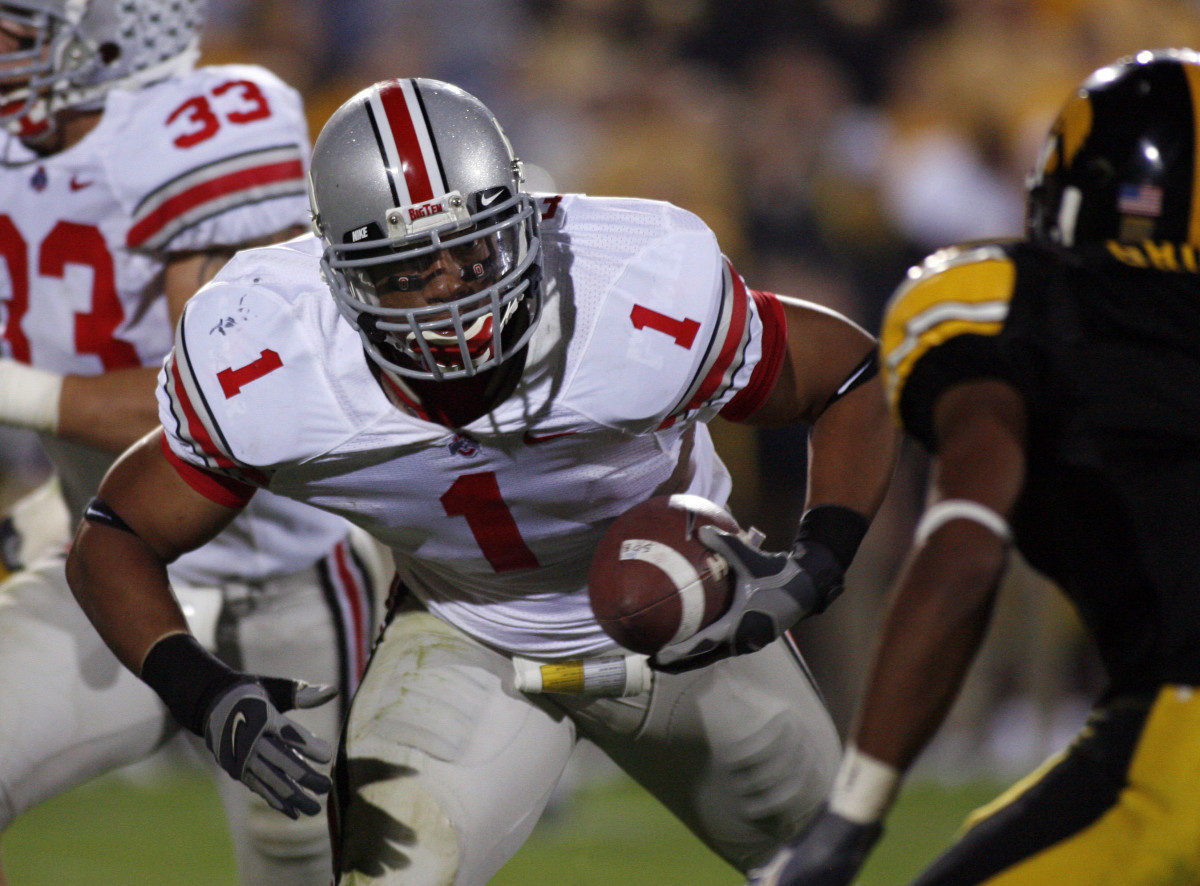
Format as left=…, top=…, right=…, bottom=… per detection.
left=378, top=80, right=434, bottom=204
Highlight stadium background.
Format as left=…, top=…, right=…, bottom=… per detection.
left=4, top=0, right=1200, bottom=881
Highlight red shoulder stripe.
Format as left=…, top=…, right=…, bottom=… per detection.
left=720, top=289, right=787, bottom=422
left=159, top=432, right=256, bottom=508
left=169, top=356, right=236, bottom=470
left=683, top=260, right=749, bottom=412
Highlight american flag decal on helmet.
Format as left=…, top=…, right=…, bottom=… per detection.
left=366, top=79, right=449, bottom=208
left=1117, top=183, right=1164, bottom=217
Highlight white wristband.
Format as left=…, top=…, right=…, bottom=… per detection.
left=0, top=359, right=62, bottom=433
left=914, top=498, right=1011, bottom=546
left=828, top=745, right=901, bottom=825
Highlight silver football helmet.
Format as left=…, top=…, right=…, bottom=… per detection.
left=0, top=0, right=205, bottom=133
left=309, top=78, right=543, bottom=382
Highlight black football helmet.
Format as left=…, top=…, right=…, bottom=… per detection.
left=1027, top=48, right=1200, bottom=248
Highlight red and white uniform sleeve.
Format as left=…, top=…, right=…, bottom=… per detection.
left=673, top=260, right=787, bottom=426
left=555, top=196, right=786, bottom=433
left=159, top=326, right=267, bottom=508
left=106, top=64, right=311, bottom=252
left=156, top=237, right=364, bottom=507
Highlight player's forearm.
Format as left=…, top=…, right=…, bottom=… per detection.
left=852, top=525, right=1006, bottom=771
left=805, top=375, right=899, bottom=520
left=56, top=368, right=161, bottom=452
left=65, top=518, right=190, bottom=676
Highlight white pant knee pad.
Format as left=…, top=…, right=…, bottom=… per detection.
left=337, top=772, right=459, bottom=885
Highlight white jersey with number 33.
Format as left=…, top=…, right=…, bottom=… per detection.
left=0, top=64, right=350, bottom=584
left=160, top=194, right=788, bottom=656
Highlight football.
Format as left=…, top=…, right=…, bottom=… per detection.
left=588, top=494, right=739, bottom=654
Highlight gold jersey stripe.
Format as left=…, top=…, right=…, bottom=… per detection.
left=880, top=247, right=1014, bottom=417
left=1184, top=61, right=1200, bottom=247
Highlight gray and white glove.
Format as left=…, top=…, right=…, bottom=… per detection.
left=651, top=527, right=845, bottom=673
left=204, top=677, right=336, bottom=819
left=140, top=633, right=336, bottom=820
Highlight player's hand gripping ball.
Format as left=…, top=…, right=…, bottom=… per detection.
left=588, top=494, right=739, bottom=654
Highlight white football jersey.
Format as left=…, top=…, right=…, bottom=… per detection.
left=160, top=195, right=788, bottom=656
left=0, top=64, right=350, bottom=583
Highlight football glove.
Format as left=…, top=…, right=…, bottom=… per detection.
left=746, top=807, right=882, bottom=886
left=204, top=676, right=337, bottom=820
left=651, top=526, right=844, bottom=673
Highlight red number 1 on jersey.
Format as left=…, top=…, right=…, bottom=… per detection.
left=218, top=349, right=282, bottom=397
left=630, top=304, right=700, bottom=349
left=441, top=472, right=539, bottom=572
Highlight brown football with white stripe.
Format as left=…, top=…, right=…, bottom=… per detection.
left=588, top=494, right=739, bottom=655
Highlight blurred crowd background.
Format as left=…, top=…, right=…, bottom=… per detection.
left=6, top=0, right=1200, bottom=780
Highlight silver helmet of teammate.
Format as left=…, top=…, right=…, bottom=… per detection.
left=0, top=0, right=206, bottom=133
left=309, top=78, right=543, bottom=382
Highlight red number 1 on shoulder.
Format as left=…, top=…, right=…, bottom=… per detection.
left=630, top=304, right=700, bottom=349
left=218, top=349, right=282, bottom=397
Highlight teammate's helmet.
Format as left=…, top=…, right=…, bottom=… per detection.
left=0, top=0, right=205, bottom=133
left=309, top=78, right=542, bottom=382
left=1027, top=48, right=1200, bottom=248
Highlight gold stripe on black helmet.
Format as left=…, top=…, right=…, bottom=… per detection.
left=1027, top=48, right=1200, bottom=252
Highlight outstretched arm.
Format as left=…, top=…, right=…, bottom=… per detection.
left=66, top=430, right=335, bottom=819
left=747, top=295, right=899, bottom=519
left=748, top=378, right=1028, bottom=886
left=853, top=378, right=1026, bottom=771
left=66, top=429, right=238, bottom=672
left=654, top=296, right=899, bottom=672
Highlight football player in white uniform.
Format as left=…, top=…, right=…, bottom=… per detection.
left=66, top=78, right=899, bottom=885
left=0, top=3, right=387, bottom=885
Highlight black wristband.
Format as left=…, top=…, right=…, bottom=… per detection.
left=795, top=505, right=870, bottom=572
left=140, top=633, right=242, bottom=736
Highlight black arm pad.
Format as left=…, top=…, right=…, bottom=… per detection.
left=83, top=497, right=137, bottom=536
left=140, top=633, right=241, bottom=736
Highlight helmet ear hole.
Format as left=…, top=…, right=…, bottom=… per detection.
left=98, top=42, right=121, bottom=65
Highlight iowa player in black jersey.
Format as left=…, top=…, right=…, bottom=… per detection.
left=749, top=48, right=1200, bottom=886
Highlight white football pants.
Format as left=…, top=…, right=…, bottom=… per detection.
left=0, top=527, right=389, bottom=886
left=333, top=600, right=841, bottom=885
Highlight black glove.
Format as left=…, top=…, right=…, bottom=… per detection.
left=204, top=676, right=337, bottom=819
left=651, top=527, right=844, bottom=673
left=141, top=633, right=336, bottom=819
left=746, top=807, right=883, bottom=886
